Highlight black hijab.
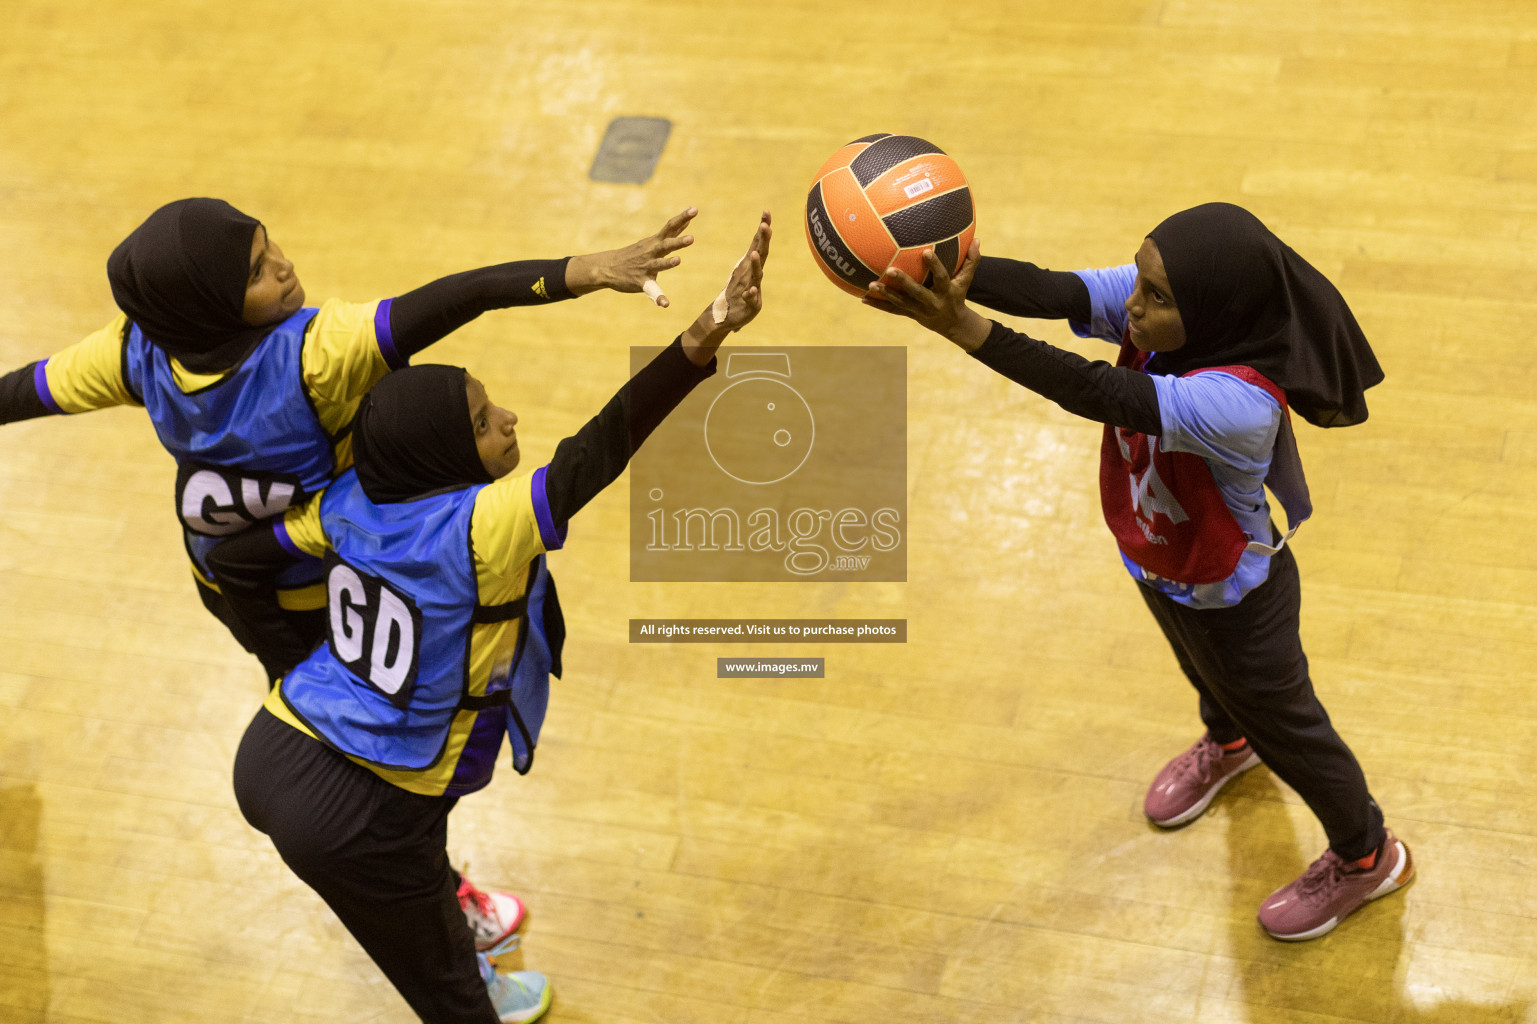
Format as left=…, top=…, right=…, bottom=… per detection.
left=106, top=198, right=273, bottom=374
left=352, top=365, right=494, bottom=503
left=1146, top=203, right=1383, bottom=428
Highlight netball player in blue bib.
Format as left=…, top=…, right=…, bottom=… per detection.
left=0, top=197, right=697, bottom=682
left=865, top=204, right=1409, bottom=942
left=212, top=215, right=770, bottom=1023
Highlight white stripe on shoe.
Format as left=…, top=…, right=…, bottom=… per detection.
left=1150, top=749, right=1261, bottom=827
left=1367, top=840, right=1412, bottom=899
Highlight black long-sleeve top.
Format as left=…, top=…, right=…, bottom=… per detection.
left=969, top=255, right=1092, bottom=323
left=964, top=255, right=1161, bottom=435
left=207, top=337, right=713, bottom=681
left=0, top=257, right=575, bottom=424
left=389, top=258, right=572, bottom=359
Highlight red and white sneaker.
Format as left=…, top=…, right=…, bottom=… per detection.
left=458, top=874, right=528, bottom=952
left=1258, top=829, right=1415, bottom=941
left=1144, top=733, right=1261, bottom=827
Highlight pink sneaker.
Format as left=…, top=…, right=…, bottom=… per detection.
left=1258, top=829, right=1414, bottom=941
left=1144, top=733, right=1261, bottom=827
left=458, top=874, right=528, bottom=952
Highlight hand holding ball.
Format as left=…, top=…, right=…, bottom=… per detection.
left=804, top=134, right=976, bottom=297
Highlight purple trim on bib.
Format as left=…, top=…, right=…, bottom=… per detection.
left=34, top=360, right=63, bottom=415
left=273, top=520, right=305, bottom=559
left=443, top=706, right=506, bottom=797
left=375, top=298, right=407, bottom=370
left=531, top=465, right=567, bottom=551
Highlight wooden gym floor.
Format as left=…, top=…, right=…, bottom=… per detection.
left=2, top=1, right=1536, bottom=1021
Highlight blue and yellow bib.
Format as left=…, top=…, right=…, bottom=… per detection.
left=275, top=470, right=559, bottom=796
left=122, top=310, right=335, bottom=591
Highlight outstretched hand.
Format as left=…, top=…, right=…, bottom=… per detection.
left=715, top=210, right=772, bottom=331
left=683, top=211, right=772, bottom=365
left=863, top=239, right=991, bottom=351
left=567, top=206, right=698, bottom=306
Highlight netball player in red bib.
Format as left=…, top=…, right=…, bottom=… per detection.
left=866, top=203, right=1409, bottom=941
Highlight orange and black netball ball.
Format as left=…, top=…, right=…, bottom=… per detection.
left=805, top=133, right=977, bottom=297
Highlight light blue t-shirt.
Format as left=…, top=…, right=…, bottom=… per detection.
left=1071, top=265, right=1282, bottom=609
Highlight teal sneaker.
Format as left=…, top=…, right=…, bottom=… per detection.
left=477, top=948, right=551, bottom=1024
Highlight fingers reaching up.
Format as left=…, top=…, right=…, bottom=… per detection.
left=714, top=211, right=772, bottom=331
left=640, top=206, right=699, bottom=306
left=571, top=206, right=698, bottom=305
left=681, top=210, right=773, bottom=365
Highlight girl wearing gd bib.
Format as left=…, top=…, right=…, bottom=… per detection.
left=216, top=215, right=770, bottom=1022
left=867, top=203, right=1408, bottom=942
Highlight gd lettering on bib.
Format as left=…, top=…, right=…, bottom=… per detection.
left=323, top=551, right=423, bottom=709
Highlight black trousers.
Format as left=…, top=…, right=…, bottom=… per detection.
left=1137, top=544, right=1385, bottom=861
left=233, top=708, right=497, bottom=1024
left=198, top=580, right=326, bottom=685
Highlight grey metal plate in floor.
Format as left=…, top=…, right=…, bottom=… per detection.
left=589, top=116, right=671, bottom=184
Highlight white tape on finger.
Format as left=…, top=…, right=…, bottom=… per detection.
left=642, top=279, right=665, bottom=305
left=711, top=253, right=749, bottom=325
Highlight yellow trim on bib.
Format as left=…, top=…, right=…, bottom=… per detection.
left=192, top=565, right=325, bottom=610
left=276, top=583, right=326, bottom=611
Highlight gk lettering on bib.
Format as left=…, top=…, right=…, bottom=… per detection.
left=324, top=552, right=423, bottom=708
left=176, top=462, right=304, bottom=536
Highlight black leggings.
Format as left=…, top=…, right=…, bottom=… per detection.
left=1138, top=545, right=1386, bottom=861
left=197, top=580, right=325, bottom=686
left=233, top=708, right=496, bottom=1024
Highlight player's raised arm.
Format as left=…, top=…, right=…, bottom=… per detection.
left=211, top=211, right=773, bottom=672
left=539, top=210, right=771, bottom=530
left=967, top=255, right=1093, bottom=321
left=563, top=206, right=698, bottom=307
left=865, top=240, right=1160, bottom=434
left=383, top=207, right=699, bottom=360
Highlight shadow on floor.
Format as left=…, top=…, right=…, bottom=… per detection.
left=1221, top=772, right=1527, bottom=1024
left=0, top=782, right=49, bottom=1023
